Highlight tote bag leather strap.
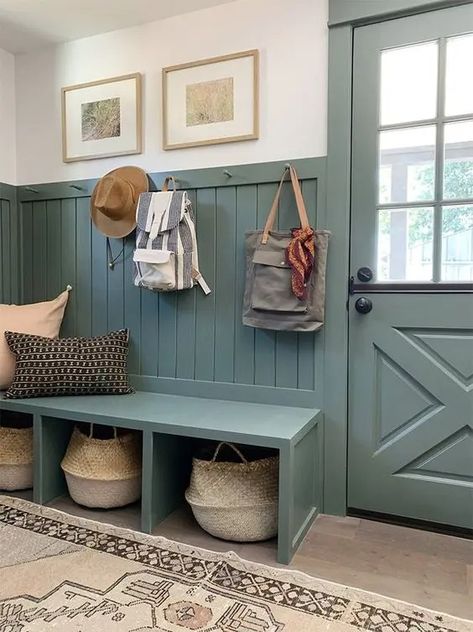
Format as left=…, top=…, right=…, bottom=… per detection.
left=261, top=166, right=310, bottom=244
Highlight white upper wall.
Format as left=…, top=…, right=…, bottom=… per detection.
left=0, top=0, right=239, bottom=53
left=14, top=0, right=328, bottom=185
left=0, top=46, right=16, bottom=184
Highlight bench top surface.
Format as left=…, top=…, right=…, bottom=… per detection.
left=0, top=392, right=320, bottom=443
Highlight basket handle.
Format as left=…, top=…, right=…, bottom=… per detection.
left=211, top=442, right=248, bottom=463
left=88, top=424, right=118, bottom=440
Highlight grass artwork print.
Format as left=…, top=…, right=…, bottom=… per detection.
left=81, top=97, right=121, bottom=141
left=186, top=77, right=234, bottom=127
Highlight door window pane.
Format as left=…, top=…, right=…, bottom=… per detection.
left=379, top=126, right=436, bottom=203
left=445, top=34, right=473, bottom=117
left=379, top=166, right=392, bottom=204
left=377, top=207, right=434, bottom=281
left=380, top=42, right=438, bottom=125
left=441, top=205, right=473, bottom=281
left=444, top=120, right=473, bottom=200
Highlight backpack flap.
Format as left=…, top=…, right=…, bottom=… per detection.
left=136, top=191, right=183, bottom=242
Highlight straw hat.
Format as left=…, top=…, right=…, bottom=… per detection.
left=90, top=166, right=148, bottom=238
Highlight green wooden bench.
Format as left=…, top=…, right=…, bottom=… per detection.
left=0, top=392, right=322, bottom=564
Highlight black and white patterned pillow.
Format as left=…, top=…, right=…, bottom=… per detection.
left=3, top=329, right=134, bottom=399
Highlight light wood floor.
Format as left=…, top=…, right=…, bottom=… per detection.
left=34, top=495, right=473, bottom=621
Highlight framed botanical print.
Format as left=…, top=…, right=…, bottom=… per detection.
left=61, top=73, right=142, bottom=162
left=163, top=50, right=259, bottom=150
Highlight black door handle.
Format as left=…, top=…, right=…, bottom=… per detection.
left=355, top=297, right=373, bottom=314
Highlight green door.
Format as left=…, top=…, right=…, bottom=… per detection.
left=349, top=3, right=473, bottom=529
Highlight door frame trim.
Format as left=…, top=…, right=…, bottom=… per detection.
left=324, top=0, right=473, bottom=515
left=329, top=0, right=473, bottom=27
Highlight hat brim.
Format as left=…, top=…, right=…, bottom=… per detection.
left=90, top=166, right=149, bottom=239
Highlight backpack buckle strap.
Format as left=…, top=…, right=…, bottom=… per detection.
left=192, top=268, right=212, bottom=295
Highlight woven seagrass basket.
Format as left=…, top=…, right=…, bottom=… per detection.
left=185, top=442, right=279, bottom=542
left=61, top=425, right=142, bottom=509
left=0, top=425, right=33, bottom=491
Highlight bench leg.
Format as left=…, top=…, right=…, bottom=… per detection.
left=277, top=443, right=294, bottom=565
left=34, top=415, right=73, bottom=505
left=141, top=431, right=193, bottom=534
left=277, top=422, right=322, bottom=564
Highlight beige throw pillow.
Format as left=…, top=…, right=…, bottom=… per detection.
left=0, top=289, right=70, bottom=390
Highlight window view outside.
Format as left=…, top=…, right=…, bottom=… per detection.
left=377, top=34, right=473, bottom=282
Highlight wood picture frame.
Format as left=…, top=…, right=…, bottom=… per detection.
left=61, top=73, right=142, bottom=163
left=163, top=50, right=259, bottom=150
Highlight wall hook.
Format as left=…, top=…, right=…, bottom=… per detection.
left=223, top=169, right=233, bottom=178
left=284, top=163, right=291, bottom=169
left=69, top=184, right=84, bottom=191
left=24, top=187, right=39, bottom=193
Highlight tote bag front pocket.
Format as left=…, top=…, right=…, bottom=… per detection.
left=251, top=249, right=308, bottom=313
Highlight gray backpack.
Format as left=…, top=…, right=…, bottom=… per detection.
left=242, top=166, right=330, bottom=332
left=133, top=177, right=210, bottom=295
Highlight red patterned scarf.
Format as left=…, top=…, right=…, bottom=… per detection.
left=286, top=226, right=315, bottom=300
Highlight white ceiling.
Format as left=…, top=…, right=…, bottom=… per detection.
left=0, top=0, right=237, bottom=54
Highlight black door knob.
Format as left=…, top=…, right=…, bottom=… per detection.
left=355, top=297, right=373, bottom=314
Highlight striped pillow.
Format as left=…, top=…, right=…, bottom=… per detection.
left=3, top=329, right=133, bottom=399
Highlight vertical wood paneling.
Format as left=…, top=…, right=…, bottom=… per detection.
left=32, top=201, right=47, bottom=302
left=9, top=199, right=20, bottom=304
left=15, top=168, right=323, bottom=402
left=298, top=180, right=319, bottom=392
left=0, top=200, right=11, bottom=303
left=107, top=238, right=125, bottom=332
left=194, top=188, right=217, bottom=382
left=21, top=202, right=33, bottom=303
left=139, top=279, right=159, bottom=377
left=124, top=234, right=141, bottom=374
left=157, top=293, right=177, bottom=377
left=214, top=186, right=237, bottom=383
left=1, top=192, right=20, bottom=305
left=275, top=182, right=300, bottom=388
left=60, top=199, right=77, bottom=337
left=76, top=198, right=92, bottom=337
left=46, top=200, right=62, bottom=301
left=276, top=332, right=299, bottom=388
left=254, top=183, right=277, bottom=386
left=175, top=189, right=197, bottom=380
left=91, top=228, right=107, bottom=335
left=234, top=185, right=257, bottom=385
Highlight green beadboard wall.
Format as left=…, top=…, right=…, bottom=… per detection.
left=0, top=183, right=20, bottom=305
left=11, top=158, right=326, bottom=407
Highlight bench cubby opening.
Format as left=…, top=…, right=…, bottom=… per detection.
left=0, top=410, right=34, bottom=501
left=34, top=418, right=146, bottom=525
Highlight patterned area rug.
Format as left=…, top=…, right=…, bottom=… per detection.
left=0, top=497, right=469, bottom=632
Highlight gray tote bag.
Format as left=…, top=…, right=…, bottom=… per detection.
left=242, top=166, right=330, bottom=332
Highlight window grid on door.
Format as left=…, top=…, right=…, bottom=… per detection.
left=376, top=34, right=473, bottom=283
